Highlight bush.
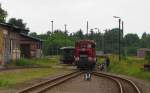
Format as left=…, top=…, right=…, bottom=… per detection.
left=108, top=55, right=150, bottom=81
left=15, top=56, right=59, bottom=67
left=126, top=47, right=138, bottom=56
left=16, top=58, right=34, bottom=66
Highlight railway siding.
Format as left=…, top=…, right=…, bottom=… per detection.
left=17, top=71, right=81, bottom=93
left=93, top=72, right=141, bottom=93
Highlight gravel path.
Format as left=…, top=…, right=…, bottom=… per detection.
left=47, top=74, right=120, bottom=93
left=100, top=72, right=150, bottom=93
left=118, top=78, right=137, bottom=93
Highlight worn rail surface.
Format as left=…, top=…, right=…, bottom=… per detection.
left=93, top=72, right=141, bottom=93
left=17, top=71, right=81, bottom=93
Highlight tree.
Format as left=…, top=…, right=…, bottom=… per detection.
left=8, top=18, right=27, bottom=29
left=8, top=18, right=29, bottom=34
left=89, top=29, right=94, bottom=40
left=0, top=4, right=7, bottom=22
left=124, top=33, right=139, bottom=47
left=124, top=33, right=140, bottom=55
left=103, top=28, right=122, bottom=53
left=142, top=32, right=147, bottom=39
left=29, top=32, right=38, bottom=37
left=73, top=29, right=84, bottom=40
left=140, top=33, right=150, bottom=48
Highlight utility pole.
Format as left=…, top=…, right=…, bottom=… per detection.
left=95, top=28, right=100, bottom=50
left=87, top=21, right=89, bottom=38
left=103, top=29, right=106, bottom=54
left=64, top=24, right=67, bottom=46
left=51, top=21, right=54, bottom=33
left=122, top=21, right=126, bottom=59
left=64, top=24, right=67, bottom=33
left=51, top=20, right=54, bottom=55
left=122, top=21, right=124, bottom=38
left=113, top=16, right=122, bottom=61
left=119, top=19, right=121, bottom=61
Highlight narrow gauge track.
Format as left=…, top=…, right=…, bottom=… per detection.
left=17, top=71, right=82, bottom=93
left=93, top=72, right=141, bottom=93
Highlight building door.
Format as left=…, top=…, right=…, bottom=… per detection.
left=0, top=31, right=3, bottom=65
left=20, top=44, right=30, bottom=58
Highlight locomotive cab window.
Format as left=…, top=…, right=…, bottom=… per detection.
left=92, top=44, right=95, bottom=48
left=87, top=44, right=91, bottom=48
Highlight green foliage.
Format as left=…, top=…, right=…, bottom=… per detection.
left=0, top=4, right=7, bottom=22
left=0, top=80, right=9, bottom=87
left=29, top=27, right=150, bottom=57
left=126, top=46, right=138, bottom=56
left=0, top=57, right=72, bottom=88
left=140, top=32, right=150, bottom=48
left=8, top=18, right=26, bottom=28
left=0, top=68, right=67, bottom=88
left=16, top=57, right=59, bottom=67
left=16, top=58, right=34, bottom=66
left=39, top=30, right=76, bottom=55
left=145, top=51, right=150, bottom=63
left=29, top=32, right=38, bottom=37
left=124, top=33, right=140, bottom=46
left=108, top=55, right=150, bottom=81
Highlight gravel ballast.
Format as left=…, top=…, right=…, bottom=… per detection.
left=47, top=74, right=120, bottom=93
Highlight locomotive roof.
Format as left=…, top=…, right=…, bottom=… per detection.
left=76, top=40, right=96, bottom=45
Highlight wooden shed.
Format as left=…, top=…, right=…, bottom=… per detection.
left=137, top=48, right=150, bottom=58
left=0, top=23, right=21, bottom=66
left=20, top=34, right=43, bottom=58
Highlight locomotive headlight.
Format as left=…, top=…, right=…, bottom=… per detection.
left=81, top=48, right=85, bottom=51
left=75, top=57, right=79, bottom=61
left=88, top=57, right=92, bottom=61
left=94, top=57, right=96, bottom=61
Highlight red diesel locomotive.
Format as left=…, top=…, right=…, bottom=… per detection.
left=75, top=40, right=96, bottom=70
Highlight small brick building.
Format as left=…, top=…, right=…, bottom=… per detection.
left=0, top=23, right=43, bottom=66
left=137, top=48, right=150, bottom=58
left=0, top=23, right=21, bottom=65
left=20, top=34, right=42, bottom=58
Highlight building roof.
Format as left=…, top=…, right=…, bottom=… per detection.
left=0, top=22, right=43, bottom=42
left=20, top=33, right=43, bottom=42
left=138, top=48, right=150, bottom=51
left=76, top=39, right=96, bottom=45
left=0, top=23, right=29, bottom=33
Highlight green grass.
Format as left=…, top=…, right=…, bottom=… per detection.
left=106, top=55, right=150, bottom=81
left=12, top=56, right=60, bottom=67
left=0, top=56, right=71, bottom=88
left=0, top=68, right=69, bottom=88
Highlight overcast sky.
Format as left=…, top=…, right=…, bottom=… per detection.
left=0, top=0, right=150, bottom=36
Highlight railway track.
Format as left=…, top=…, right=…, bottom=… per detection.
left=93, top=72, right=141, bottom=93
left=17, top=71, right=82, bottom=93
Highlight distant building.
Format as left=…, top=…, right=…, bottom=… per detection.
left=96, top=51, right=104, bottom=56
left=137, top=48, right=150, bottom=58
